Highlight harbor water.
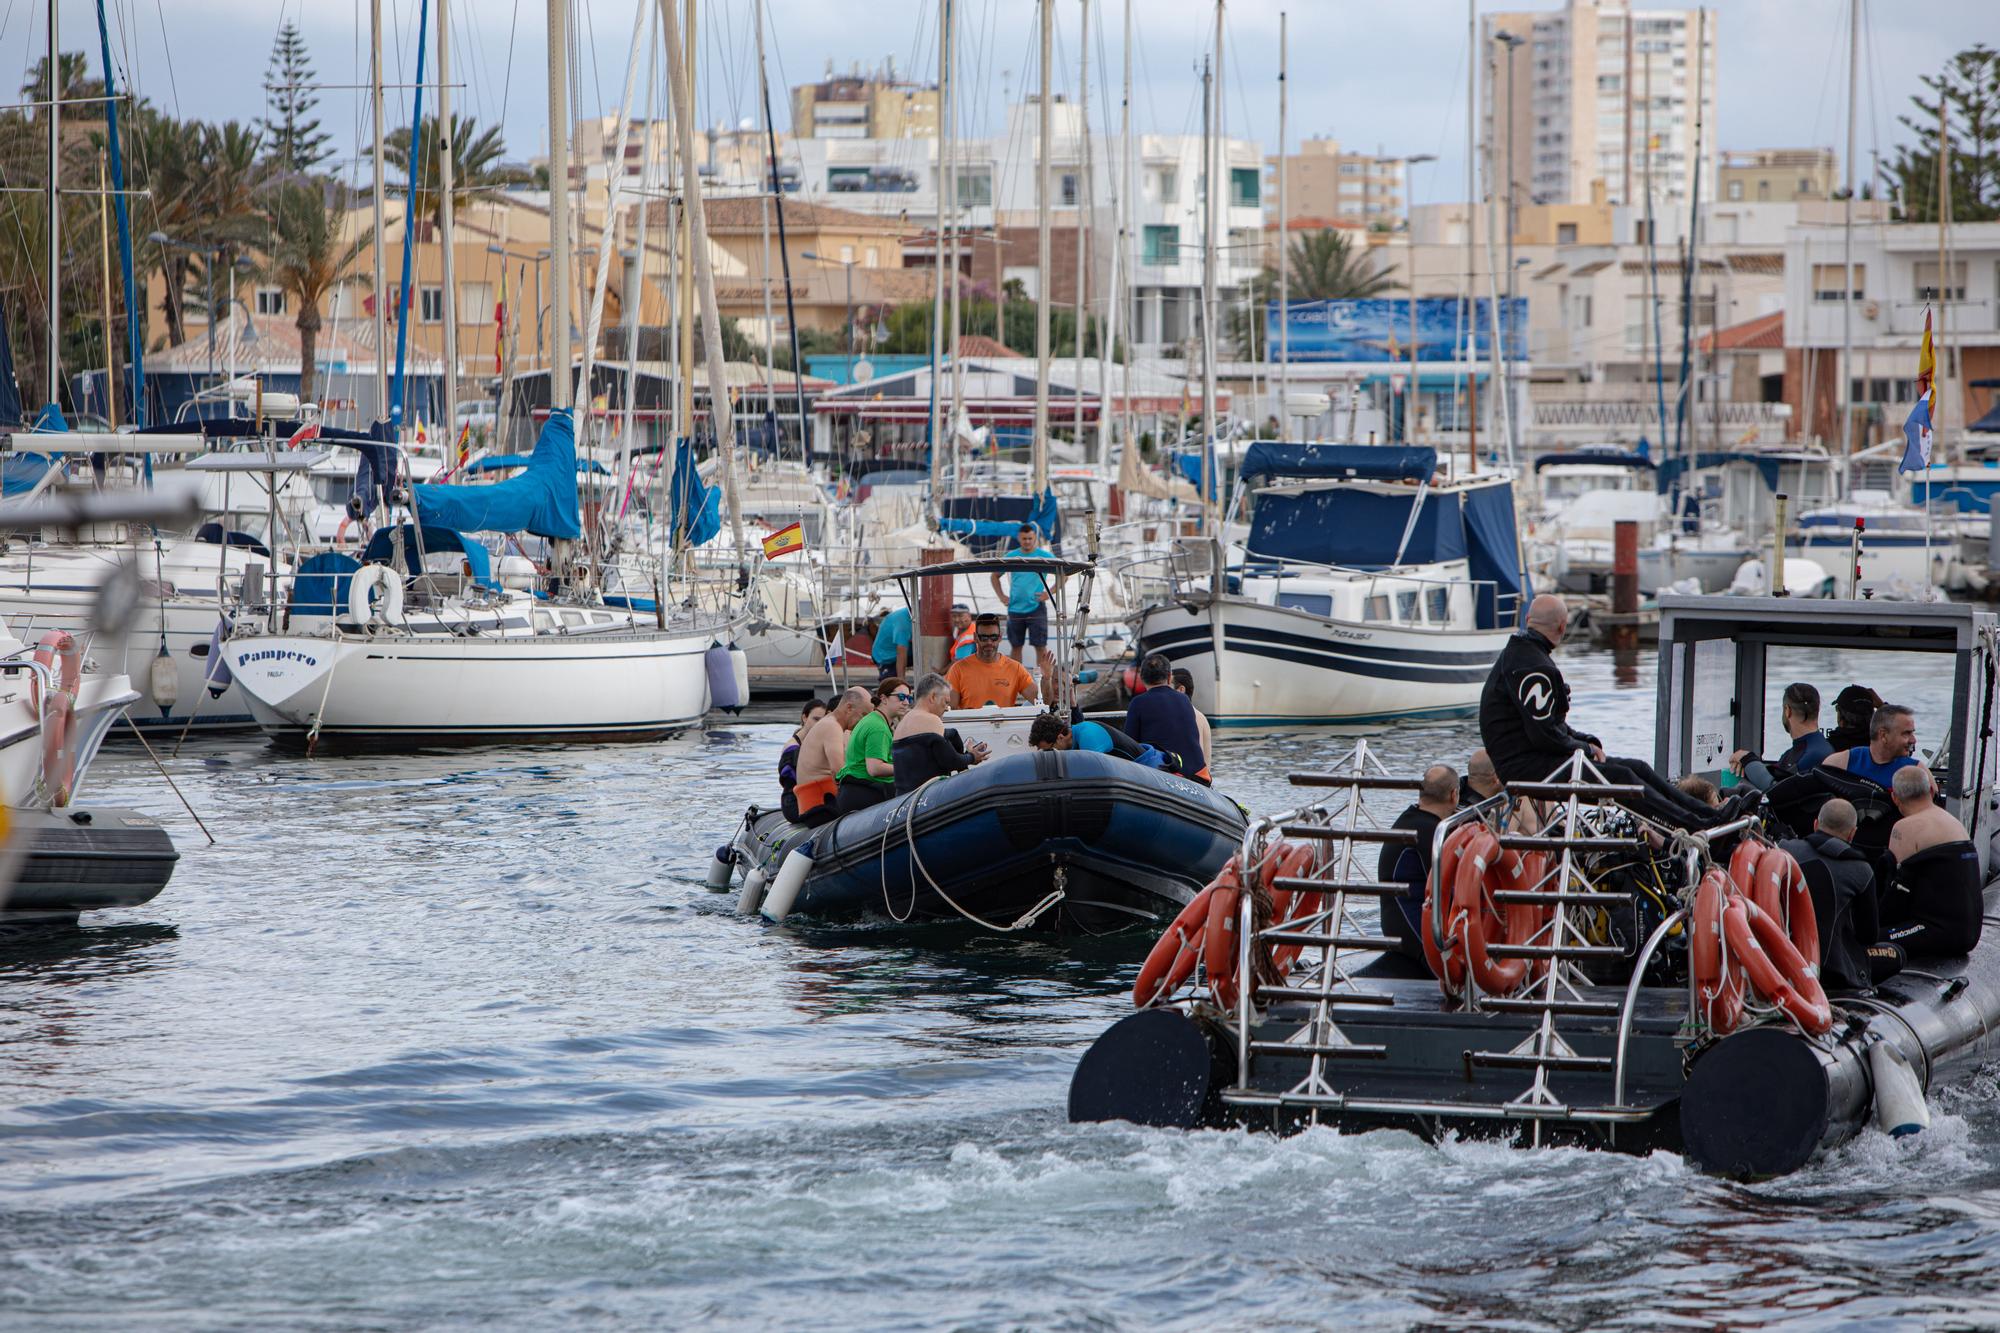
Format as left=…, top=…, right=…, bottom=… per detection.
left=3, top=644, right=1995, bottom=1329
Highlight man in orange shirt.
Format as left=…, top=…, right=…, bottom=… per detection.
left=945, top=613, right=1039, bottom=707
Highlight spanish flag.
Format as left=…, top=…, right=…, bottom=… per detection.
left=762, top=521, right=805, bottom=560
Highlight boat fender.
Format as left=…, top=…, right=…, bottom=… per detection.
left=348, top=564, right=405, bottom=628
left=1135, top=882, right=1221, bottom=1008
left=1691, top=867, right=1747, bottom=1034
left=736, top=867, right=769, bottom=916
left=705, top=644, right=742, bottom=712
left=1723, top=896, right=1834, bottom=1036
left=1869, top=1040, right=1930, bottom=1138
left=729, top=647, right=750, bottom=714
left=148, top=649, right=180, bottom=713
left=761, top=847, right=814, bottom=923
left=706, top=846, right=738, bottom=890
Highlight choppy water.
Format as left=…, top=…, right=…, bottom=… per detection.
left=4, top=644, right=1997, bottom=1330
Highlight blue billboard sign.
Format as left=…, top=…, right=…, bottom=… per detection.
left=1266, top=297, right=1527, bottom=363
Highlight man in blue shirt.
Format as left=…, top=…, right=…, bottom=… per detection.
left=1822, top=703, right=1921, bottom=790
left=871, top=605, right=912, bottom=681
left=989, top=524, right=1059, bottom=667
left=1121, top=653, right=1207, bottom=783
left=1730, top=681, right=1835, bottom=791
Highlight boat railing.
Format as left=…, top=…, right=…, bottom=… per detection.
left=1114, top=542, right=1523, bottom=632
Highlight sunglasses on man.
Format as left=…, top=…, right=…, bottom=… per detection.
left=975, top=632, right=1001, bottom=642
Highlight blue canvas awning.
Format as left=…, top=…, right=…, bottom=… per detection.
left=410, top=410, right=581, bottom=539
left=361, top=524, right=496, bottom=588
left=1239, top=443, right=1437, bottom=485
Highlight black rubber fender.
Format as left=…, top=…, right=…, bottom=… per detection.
left=1067, top=1007, right=1233, bottom=1129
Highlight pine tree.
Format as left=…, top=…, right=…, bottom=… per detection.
left=1888, top=44, right=2000, bottom=224
left=259, top=21, right=330, bottom=175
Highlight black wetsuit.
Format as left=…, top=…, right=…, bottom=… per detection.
left=1376, top=804, right=1441, bottom=963
left=1781, top=830, right=1884, bottom=990
left=893, top=732, right=972, bottom=794
left=1883, top=840, right=1983, bottom=957
left=1478, top=627, right=1727, bottom=830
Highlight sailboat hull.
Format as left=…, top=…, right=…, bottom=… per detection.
left=220, top=628, right=714, bottom=748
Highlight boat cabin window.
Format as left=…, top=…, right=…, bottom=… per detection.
left=1396, top=590, right=1420, bottom=622
left=1364, top=594, right=1390, bottom=622
left=1428, top=587, right=1450, bottom=622
left=1277, top=592, right=1332, bottom=617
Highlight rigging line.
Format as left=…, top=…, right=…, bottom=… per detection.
left=149, top=0, right=180, bottom=119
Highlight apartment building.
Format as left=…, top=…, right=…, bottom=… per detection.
left=790, top=61, right=939, bottom=141
left=1263, top=138, right=1409, bottom=231
left=1718, top=148, right=1837, bottom=205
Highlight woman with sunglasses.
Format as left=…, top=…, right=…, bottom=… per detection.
left=834, top=679, right=913, bottom=815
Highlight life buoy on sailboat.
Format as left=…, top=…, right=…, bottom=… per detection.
left=347, top=564, right=406, bottom=627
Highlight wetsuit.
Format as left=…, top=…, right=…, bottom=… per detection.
left=1882, top=840, right=1983, bottom=956
left=1478, top=627, right=1729, bottom=830
left=1376, top=804, right=1442, bottom=963
left=893, top=732, right=972, bottom=794
left=1781, top=830, right=1884, bottom=990
left=1840, top=746, right=1918, bottom=791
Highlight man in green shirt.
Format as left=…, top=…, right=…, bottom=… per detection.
left=835, top=678, right=912, bottom=815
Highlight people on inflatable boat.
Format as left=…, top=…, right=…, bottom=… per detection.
left=1728, top=682, right=1834, bottom=791
left=945, top=614, right=1040, bottom=708
left=1123, top=654, right=1208, bottom=783
left=1820, top=703, right=1920, bottom=790
left=1480, top=594, right=1754, bottom=831
left=893, top=673, right=990, bottom=792
left=1029, top=714, right=1072, bottom=750
left=1461, top=748, right=1502, bottom=807
left=796, top=687, right=872, bottom=827
left=1170, top=668, right=1214, bottom=781
left=1882, top=765, right=1982, bottom=957
left=835, top=679, right=912, bottom=815
left=1826, top=684, right=1885, bottom=753
left=1030, top=713, right=1182, bottom=773
left=1378, top=763, right=1460, bottom=963
left=1780, top=798, right=1899, bottom=990
left=779, top=697, right=830, bottom=822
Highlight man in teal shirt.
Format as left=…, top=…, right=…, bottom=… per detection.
left=989, top=523, right=1060, bottom=665
left=871, top=605, right=912, bottom=681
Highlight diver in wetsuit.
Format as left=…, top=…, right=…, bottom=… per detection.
left=1881, top=765, right=1982, bottom=957
left=1478, top=594, right=1755, bottom=831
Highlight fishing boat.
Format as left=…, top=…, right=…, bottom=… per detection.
left=1129, top=444, right=1528, bottom=726
left=1071, top=594, right=2000, bottom=1178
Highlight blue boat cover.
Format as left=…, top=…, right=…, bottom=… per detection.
left=32, top=403, right=68, bottom=432
left=411, top=410, right=580, bottom=539
left=666, top=444, right=721, bottom=547
left=3, top=454, right=50, bottom=496
left=361, top=524, right=496, bottom=588
left=1174, top=449, right=1221, bottom=499
left=1654, top=450, right=1816, bottom=498
left=1239, top=443, right=1436, bottom=485
left=291, top=551, right=361, bottom=617
left=1533, top=447, right=1656, bottom=472
left=1247, top=477, right=1527, bottom=631
left=937, top=490, right=1061, bottom=550
left=468, top=452, right=609, bottom=475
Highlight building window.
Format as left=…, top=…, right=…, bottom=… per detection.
left=1156, top=167, right=1177, bottom=202
left=1557, top=222, right=1577, bottom=244
left=458, top=281, right=493, bottom=326
left=254, top=287, right=287, bottom=316
left=956, top=171, right=992, bottom=207
left=1230, top=167, right=1259, bottom=208
left=839, top=245, right=855, bottom=263
left=1141, top=224, right=1180, bottom=265
left=1811, top=263, right=1863, bottom=302
left=1727, top=180, right=1743, bottom=200
left=1914, top=261, right=1967, bottom=301
left=1758, top=180, right=1771, bottom=201
left=1060, top=173, right=1079, bottom=206
left=418, top=286, right=445, bottom=324
left=865, top=246, right=879, bottom=267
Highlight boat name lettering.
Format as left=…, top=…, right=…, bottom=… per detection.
left=243, top=649, right=319, bottom=667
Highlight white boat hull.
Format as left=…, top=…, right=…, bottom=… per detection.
left=0, top=671, right=138, bottom=805
left=220, top=628, right=714, bottom=747
left=1137, top=600, right=1508, bottom=726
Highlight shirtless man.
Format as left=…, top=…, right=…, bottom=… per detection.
left=794, top=686, right=870, bottom=826
left=1888, top=765, right=1968, bottom=864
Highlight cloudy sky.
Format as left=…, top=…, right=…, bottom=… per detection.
left=13, top=0, right=1977, bottom=204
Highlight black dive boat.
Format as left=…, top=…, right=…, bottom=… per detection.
left=0, top=807, right=179, bottom=925
left=723, top=749, right=1247, bottom=935
left=1068, top=596, right=2000, bottom=1177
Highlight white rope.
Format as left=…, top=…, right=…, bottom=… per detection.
left=878, top=772, right=1065, bottom=932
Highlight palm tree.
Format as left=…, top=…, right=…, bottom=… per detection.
left=375, top=115, right=530, bottom=234
left=1282, top=229, right=1400, bottom=301
left=263, top=183, right=371, bottom=402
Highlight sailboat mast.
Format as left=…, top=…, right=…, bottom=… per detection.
left=1096, top=0, right=1124, bottom=468
left=927, top=0, right=950, bottom=497
left=654, top=0, right=744, bottom=557
left=1276, top=11, right=1288, bottom=433
left=372, top=0, right=389, bottom=424
left=437, top=0, right=459, bottom=434
left=45, top=0, right=59, bottom=409
left=547, top=0, right=571, bottom=413
left=1072, top=0, right=1091, bottom=459
left=945, top=0, right=964, bottom=487
left=622, top=5, right=658, bottom=492
left=1673, top=7, right=1705, bottom=464
left=677, top=0, right=696, bottom=457
left=1032, top=0, right=1053, bottom=497
left=1839, top=0, right=1859, bottom=457
left=93, top=0, right=144, bottom=427
left=1200, top=2, right=1222, bottom=531
left=754, top=0, right=774, bottom=433
left=1117, top=0, right=1133, bottom=457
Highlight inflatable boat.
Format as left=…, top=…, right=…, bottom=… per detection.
left=0, top=807, right=179, bottom=924
left=723, top=748, right=1246, bottom=935
left=1068, top=596, right=2000, bottom=1177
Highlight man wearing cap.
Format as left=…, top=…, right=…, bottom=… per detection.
left=948, top=604, right=977, bottom=663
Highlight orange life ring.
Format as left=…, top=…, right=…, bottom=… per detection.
left=40, top=687, right=74, bottom=806
left=1261, top=842, right=1321, bottom=977
left=30, top=629, right=80, bottom=711
left=1133, top=882, right=1218, bottom=1008
left=1424, top=824, right=1480, bottom=994
left=1727, top=840, right=1766, bottom=911
left=1723, top=894, right=1834, bottom=1036
left=1751, top=846, right=1820, bottom=969
left=1454, top=825, right=1542, bottom=996
left=334, top=514, right=355, bottom=550
left=1202, top=860, right=1247, bottom=1008
left=1691, top=867, right=1746, bottom=1034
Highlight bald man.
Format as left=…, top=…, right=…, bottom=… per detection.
left=1378, top=763, right=1459, bottom=963
left=1479, top=593, right=1747, bottom=830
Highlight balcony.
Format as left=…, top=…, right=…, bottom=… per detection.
left=1886, top=298, right=1996, bottom=338
left=1530, top=400, right=1793, bottom=429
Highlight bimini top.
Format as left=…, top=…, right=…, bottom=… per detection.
left=1238, top=443, right=1436, bottom=486
left=882, top=555, right=1094, bottom=583
left=1533, top=447, right=1656, bottom=472
left=468, top=452, right=610, bottom=476
left=410, top=411, right=581, bottom=540
left=361, top=523, right=496, bottom=589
